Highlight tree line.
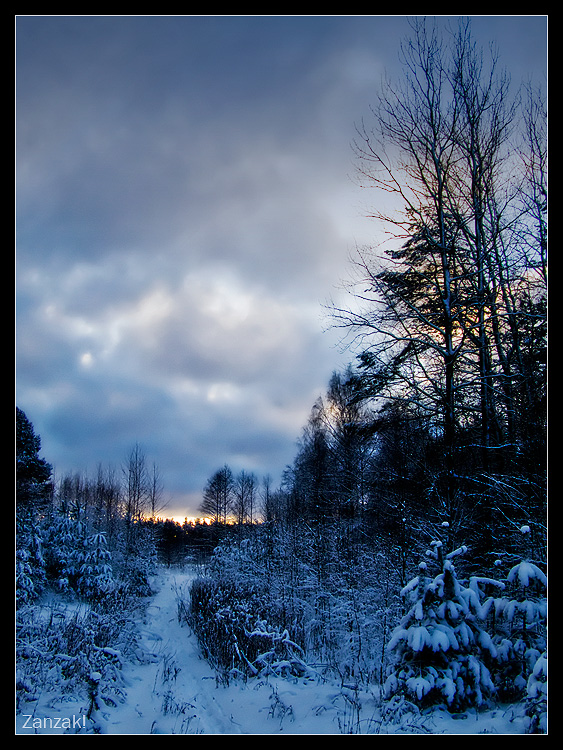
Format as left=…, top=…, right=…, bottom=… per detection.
left=194, top=18, right=546, bottom=571
left=17, top=406, right=180, bottom=602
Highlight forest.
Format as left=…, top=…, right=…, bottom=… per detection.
left=16, top=19, right=546, bottom=734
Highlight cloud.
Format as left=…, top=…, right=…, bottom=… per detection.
left=16, top=16, right=547, bottom=519
left=16, top=218, right=347, bottom=511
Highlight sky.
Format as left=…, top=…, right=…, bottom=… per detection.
left=16, top=15, right=548, bottom=521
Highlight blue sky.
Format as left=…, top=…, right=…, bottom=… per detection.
left=16, top=15, right=547, bottom=520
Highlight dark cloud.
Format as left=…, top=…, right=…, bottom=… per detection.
left=16, top=15, right=547, bottom=518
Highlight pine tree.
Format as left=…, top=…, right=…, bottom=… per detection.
left=15, top=524, right=45, bottom=604
left=16, top=408, right=52, bottom=510
left=77, top=531, right=114, bottom=600
left=43, top=510, right=86, bottom=594
left=524, top=650, right=547, bottom=734
left=16, top=408, right=52, bottom=603
left=384, top=526, right=501, bottom=711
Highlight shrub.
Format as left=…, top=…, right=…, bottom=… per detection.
left=188, top=577, right=310, bottom=681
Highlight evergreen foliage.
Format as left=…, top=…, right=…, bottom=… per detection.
left=384, top=528, right=501, bottom=710
left=16, top=407, right=53, bottom=510
left=488, top=526, right=547, bottom=708
left=16, top=408, right=52, bottom=603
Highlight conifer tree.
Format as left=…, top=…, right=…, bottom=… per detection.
left=16, top=407, right=52, bottom=511
left=77, top=531, right=114, bottom=600
left=43, top=510, right=85, bottom=594
left=525, top=650, right=547, bottom=734
left=489, top=525, right=547, bottom=706
left=384, top=525, right=501, bottom=711
left=16, top=408, right=52, bottom=603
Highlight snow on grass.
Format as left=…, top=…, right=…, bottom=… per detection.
left=16, top=567, right=531, bottom=735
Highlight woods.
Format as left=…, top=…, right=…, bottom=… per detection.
left=331, top=18, right=546, bottom=563
left=186, top=19, right=546, bottom=729
left=16, top=17, right=546, bottom=734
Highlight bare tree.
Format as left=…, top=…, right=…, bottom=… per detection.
left=332, top=17, right=546, bottom=546
left=148, top=461, right=167, bottom=520
left=122, top=443, right=150, bottom=555
left=335, top=18, right=475, bottom=518
left=233, top=470, right=257, bottom=526
left=93, top=463, right=120, bottom=540
left=199, top=465, right=234, bottom=525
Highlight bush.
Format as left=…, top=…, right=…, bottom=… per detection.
left=188, top=577, right=310, bottom=681
left=16, top=601, right=130, bottom=714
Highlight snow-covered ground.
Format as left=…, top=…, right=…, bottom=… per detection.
left=15, top=567, right=531, bottom=735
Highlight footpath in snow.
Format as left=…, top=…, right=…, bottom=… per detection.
left=16, top=567, right=530, bottom=734
left=99, top=568, right=240, bottom=734
left=95, top=567, right=373, bottom=735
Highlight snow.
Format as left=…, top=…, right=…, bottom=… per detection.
left=16, top=566, right=533, bottom=735
left=507, top=561, right=547, bottom=588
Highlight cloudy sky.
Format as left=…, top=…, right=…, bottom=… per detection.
left=16, top=15, right=547, bottom=520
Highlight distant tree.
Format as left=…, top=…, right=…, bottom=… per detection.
left=285, top=367, right=377, bottom=526
left=291, top=398, right=332, bottom=523
left=118, top=444, right=160, bottom=593
left=199, top=465, right=235, bottom=525
left=148, top=461, right=167, bottom=520
left=156, top=519, right=186, bottom=567
left=233, top=470, right=258, bottom=526
left=122, top=443, right=150, bottom=557
left=322, top=367, right=376, bottom=519
left=91, top=464, right=121, bottom=541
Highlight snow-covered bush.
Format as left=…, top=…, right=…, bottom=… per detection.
left=242, top=618, right=314, bottom=679
left=16, top=601, right=129, bottom=714
left=188, top=575, right=309, bottom=681
left=191, top=527, right=403, bottom=687
left=384, top=534, right=500, bottom=712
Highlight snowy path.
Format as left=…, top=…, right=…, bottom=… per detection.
left=98, top=567, right=530, bottom=735
left=17, top=566, right=362, bottom=735
left=99, top=566, right=378, bottom=735
left=102, top=568, right=245, bottom=734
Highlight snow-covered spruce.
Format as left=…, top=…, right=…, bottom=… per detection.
left=384, top=538, right=501, bottom=712
left=489, top=524, right=547, bottom=728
